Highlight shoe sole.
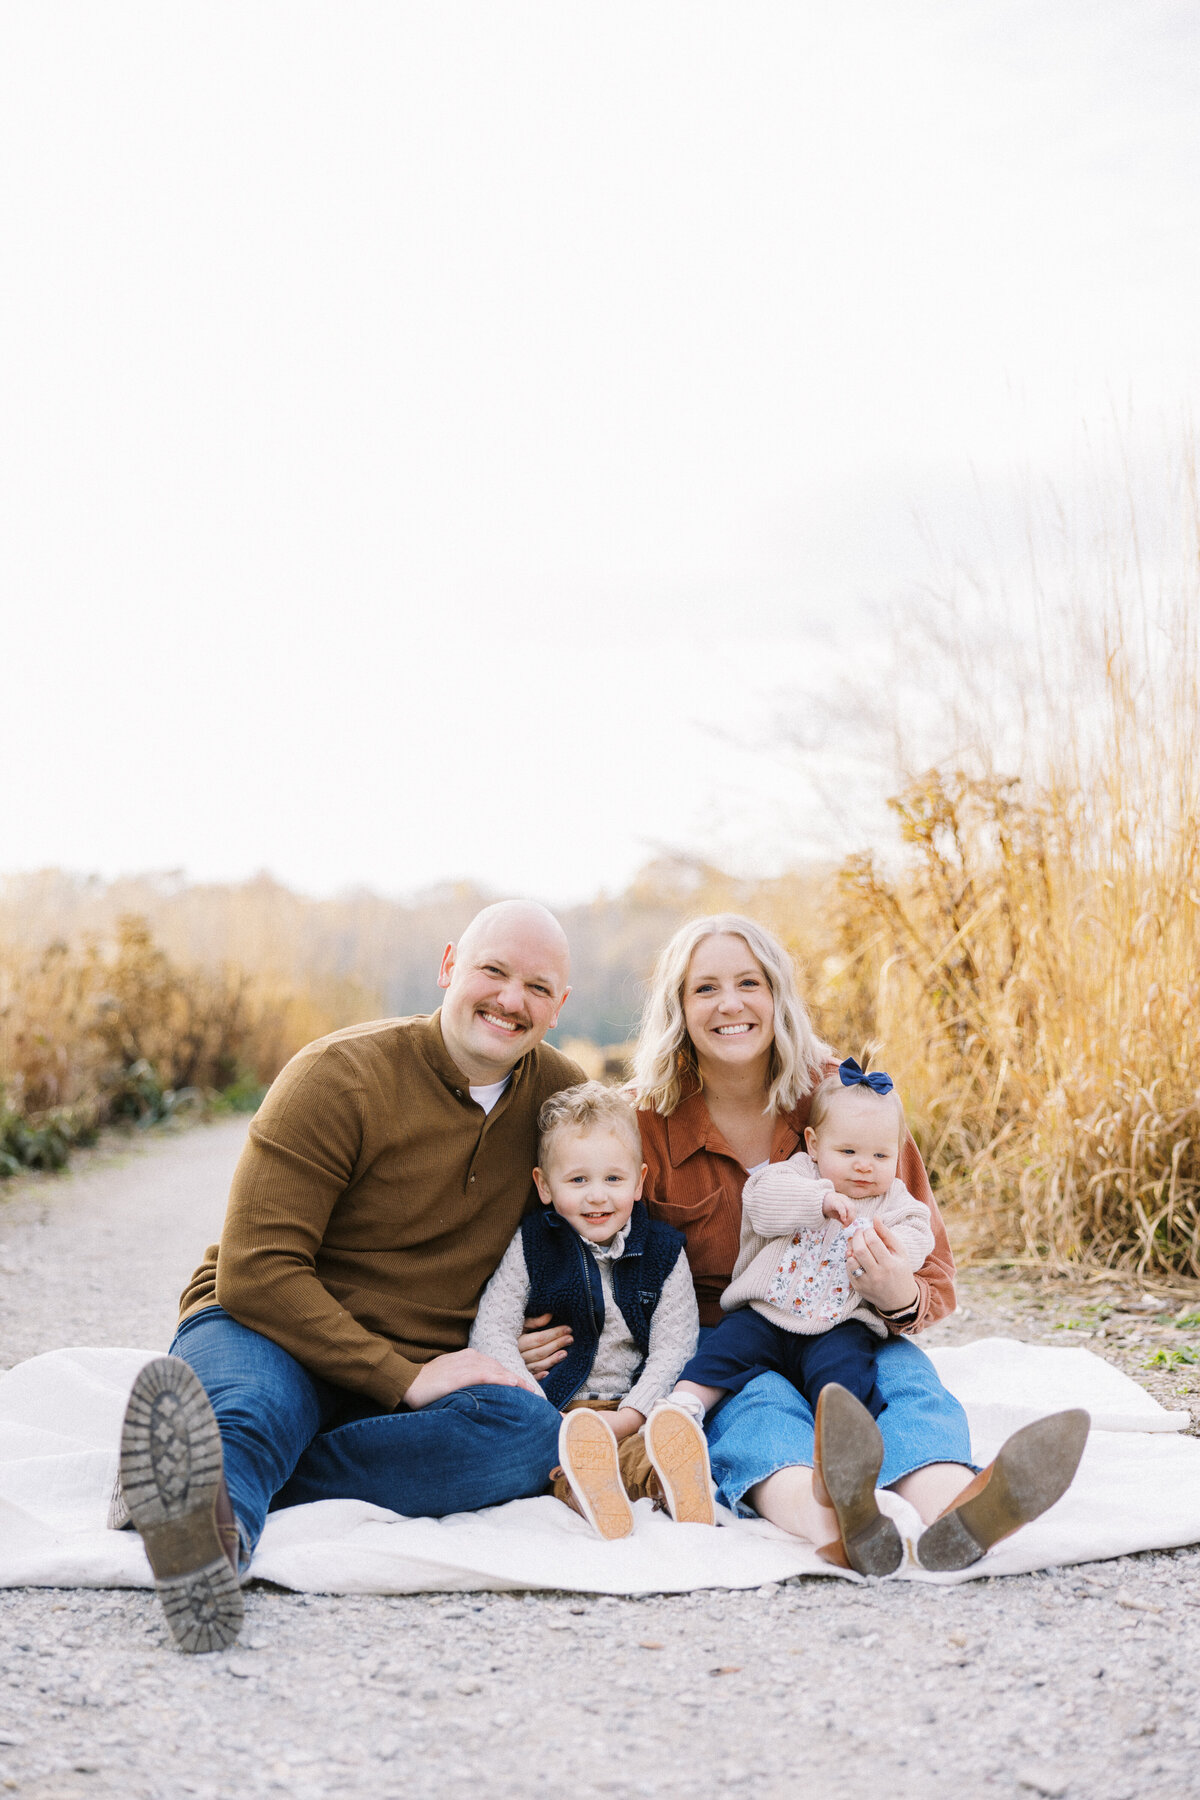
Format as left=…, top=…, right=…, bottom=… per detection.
left=917, top=1408, right=1091, bottom=1572
left=119, top=1356, right=244, bottom=1654
left=815, top=1384, right=902, bottom=1577
left=644, top=1407, right=716, bottom=1527
left=558, top=1410, right=635, bottom=1540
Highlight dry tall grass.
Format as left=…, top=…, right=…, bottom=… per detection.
left=799, top=473, right=1200, bottom=1276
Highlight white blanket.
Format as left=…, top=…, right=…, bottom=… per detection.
left=1, top=1338, right=1196, bottom=1593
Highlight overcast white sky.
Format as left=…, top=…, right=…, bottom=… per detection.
left=2, top=1, right=1198, bottom=903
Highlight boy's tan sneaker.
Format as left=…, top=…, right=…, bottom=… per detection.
left=120, top=1356, right=245, bottom=1654
left=557, top=1408, right=635, bottom=1540
left=645, top=1403, right=716, bottom=1527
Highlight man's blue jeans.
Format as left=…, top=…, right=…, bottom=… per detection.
left=170, top=1307, right=563, bottom=1563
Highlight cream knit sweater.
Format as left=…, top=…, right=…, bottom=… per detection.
left=721, top=1151, right=936, bottom=1339
left=469, top=1222, right=699, bottom=1418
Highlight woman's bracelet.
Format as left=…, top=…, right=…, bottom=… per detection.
left=876, top=1295, right=920, bottom=1324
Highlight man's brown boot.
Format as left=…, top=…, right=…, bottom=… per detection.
left=119, top=1356, right=245, bottom=1654
left=916, top=1409, right=1090, bottom=1571
left=812, top=1384, right=902, bottom=1577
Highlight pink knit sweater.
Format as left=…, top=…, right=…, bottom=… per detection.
left=721, top=1151, right=936, bottom=1338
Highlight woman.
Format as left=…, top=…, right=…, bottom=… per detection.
left=522, top=914, right=1087, bottom=1573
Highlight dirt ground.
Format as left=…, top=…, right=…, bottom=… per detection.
left=1, top=1119, right=1199, bottom=1800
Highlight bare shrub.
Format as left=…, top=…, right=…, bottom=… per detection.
left=0, top=915, right=378, bottom=1173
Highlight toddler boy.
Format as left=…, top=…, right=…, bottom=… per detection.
left=469, top=1081, right=713, bottom=1537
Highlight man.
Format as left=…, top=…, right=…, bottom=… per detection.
left=117, top=901, right=584, bottom=1653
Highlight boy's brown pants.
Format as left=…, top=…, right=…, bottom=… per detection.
left=550, top=1398, right=658, bottom=1506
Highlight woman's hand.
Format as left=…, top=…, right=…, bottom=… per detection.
left=845, top=1220, right=919, bottom=1315
left=517, top=1313, right=573, bottom=1379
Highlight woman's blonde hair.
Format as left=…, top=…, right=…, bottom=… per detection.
left=632, top=913, right=832, bottom=1118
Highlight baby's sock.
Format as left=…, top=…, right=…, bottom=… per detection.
left=655, top=1391, right=706, bottom=1424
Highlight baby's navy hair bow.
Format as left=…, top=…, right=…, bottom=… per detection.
left=837, top=1056, right=894, bottom=1097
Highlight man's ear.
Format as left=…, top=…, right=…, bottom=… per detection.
left=532, top=1166, right=554, bottom=1207
left=550, top=983, right=571, bottom=1028
left=437, top=943, right=456, bottom=991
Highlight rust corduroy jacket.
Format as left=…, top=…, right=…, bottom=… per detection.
left=638, top=1074, right=956, bottom=1332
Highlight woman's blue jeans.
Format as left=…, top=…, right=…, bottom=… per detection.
left=704, top=1330, right=975, bottom=1515
left=170, top=1307, right=563, bottom=1562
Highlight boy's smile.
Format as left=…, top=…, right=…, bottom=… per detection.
left=533, top=1124, right=647, bottom=1245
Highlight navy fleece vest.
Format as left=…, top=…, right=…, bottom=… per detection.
left=520, top=1202, right=685, bottom=1410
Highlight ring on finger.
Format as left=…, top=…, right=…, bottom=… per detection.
left=851, top=1265, right=865, bottom=1277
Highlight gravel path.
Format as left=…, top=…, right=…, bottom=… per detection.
left=2, top=1122, right=1199, bottom=1800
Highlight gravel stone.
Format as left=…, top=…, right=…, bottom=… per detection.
left=2, top=1119, right=1200, bottom=1798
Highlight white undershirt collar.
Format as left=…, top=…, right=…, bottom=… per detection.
left=468, top=1074, right=511, bottom=1115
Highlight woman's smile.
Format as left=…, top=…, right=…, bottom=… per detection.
left=682, top=933, right=776, bottom=1072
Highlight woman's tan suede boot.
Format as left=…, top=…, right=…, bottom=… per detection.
left=916, top=1409, right=1090, bottom=1571
left=811, top=1384, right=903, bottom=1577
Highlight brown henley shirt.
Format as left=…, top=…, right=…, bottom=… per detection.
left=178, top=1011, right=584, bottom=1409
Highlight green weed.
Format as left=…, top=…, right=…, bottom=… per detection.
left=1143, top=1346, right=1199, bottom=1368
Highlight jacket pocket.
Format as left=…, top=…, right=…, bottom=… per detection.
left=647, top=1188, right=729, bottom=1280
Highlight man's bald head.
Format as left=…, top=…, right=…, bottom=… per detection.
left=454, top=900, right=570, bottom=982
left=437, top=899, right=572, bottom=1083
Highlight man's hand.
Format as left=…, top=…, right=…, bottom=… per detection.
left=845, top=1219, right=919, bottom=1315
left=404, top=1349, right=541, bottom=1410
left=518, top=1313, right=573, bottom=1380
left=822, top=1192, right=855, bottom=1227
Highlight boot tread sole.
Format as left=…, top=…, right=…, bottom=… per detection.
left=119, top=1356, right=243, bottom=1654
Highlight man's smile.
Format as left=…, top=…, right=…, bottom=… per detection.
left=477, top=1009, right=527, bottom=1034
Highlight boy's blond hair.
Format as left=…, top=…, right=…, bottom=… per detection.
left=537, top=1081, right=644, bottom=1169
left=807, top=1071, right=907, bottom=1142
